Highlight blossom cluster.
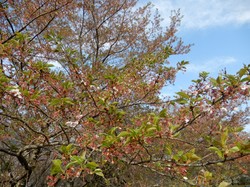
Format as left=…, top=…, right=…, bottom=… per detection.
left=9, top=86, right=22, bottom=99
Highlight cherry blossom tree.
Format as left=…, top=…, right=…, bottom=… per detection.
left=0, top=0, right=249, bottom=186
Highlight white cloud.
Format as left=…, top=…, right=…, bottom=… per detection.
left=160, top=85, right=177, bottom=98
left=49, top=60, right=62, bottom=68
left=245, top=124, right=250, bottom=133
left=148, top=0, right=250, bottom=29
left=186, top=56, right=237, bottom=73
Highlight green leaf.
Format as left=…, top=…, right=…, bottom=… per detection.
left=94, top=168, right=104, bottom=178
left=210, top=78, right=218, bottom=86
left=238, top=140, right=250, bottom=153
left=59, top=144, right=73, bottom=155
left=159, top=109, right=167, bottom=118
left=176, top=91, right=190, bottom=99
left=221, top=128, right=228, bottom=148
left=226, top=74, right=238, bottom=86
left=175, top=98, right=188, bottom=105
left=212, top=139, right=222, bottom=148
left=30, top=90, right=41, bottom=100
left=146, top=127, right=157, bottom=134
left=63, top=97, right=74, bottom=105
left=165, top=145, right=172, bottom=155
left=216, top=76, right=222, bottom=85
left=33, top=61, right=54, bottom=71
left=173, top=131, right=180, bottom=137
left=233, top=127, right=244, bottom=132
left=177, top=60, right=189, bottom=70
left=209, top=146, right=224, bottom=159
left=49, top=98, right=60, bottom=106
left=218, top=181, right=231, bottom=187
left=204, top=171, right=213, bottom=180
left=184, top=149, right=200, bottom=162
left=199, top=71, right=209, bottom=79
left=15, top=32, right=29, bottom=42
left=117, top=131, right=131, bottom=138
left=128, top=128, right=141, bottom=138
left=86, top=162, right=98, bottom=170
left=173, top=151, right=187, bottom=162
left=173, top=154, right=179, bottom=162
left=237, top=68, right=247, bottom=78
left=62, top=81, right=74, bottom=89
left=102, top=135, right=117, bottom=147
left=164, top=46, right=173, bottom=57
left=125, top=137, right=131, bottom=145
left=153, top=116, right=160, bottom=126
left=51, top=159, right=64, bottom=175
left=169, top=124, right=179, bottom=132
left=240, top=76, right=250, bottom=82
left=66, top=162, right=75, bottom=169
left=229, top=146, right=240, bottom=153
left=66, top=153, right=86, bottom=169
left=0, top=69, right=10, bottom=87
left=109, top=127, right=118, bottom=135
left=71, top=155, right=85, bottom=164
left=50, top=97, right=74, bottom=107
left=117, top=110, right=126, bottom=119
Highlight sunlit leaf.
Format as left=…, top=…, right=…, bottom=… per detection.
left=218, top=181, right=231, bottom=187
left=94, top=168, right=105, bottom=178
left=229, top=146, right=240, bottom=153
left=51, top=159, right=64, bottom=175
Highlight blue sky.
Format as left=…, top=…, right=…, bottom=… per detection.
left=139, top=0, right=250, bottom=131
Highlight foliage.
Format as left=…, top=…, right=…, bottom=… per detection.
left=0, top=0, right=249, bottom=186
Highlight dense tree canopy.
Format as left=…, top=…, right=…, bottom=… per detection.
left=0, top=0, right=249, bottom=186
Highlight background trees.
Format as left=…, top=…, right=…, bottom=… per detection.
left=0, top=0, right=249, bottom=186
